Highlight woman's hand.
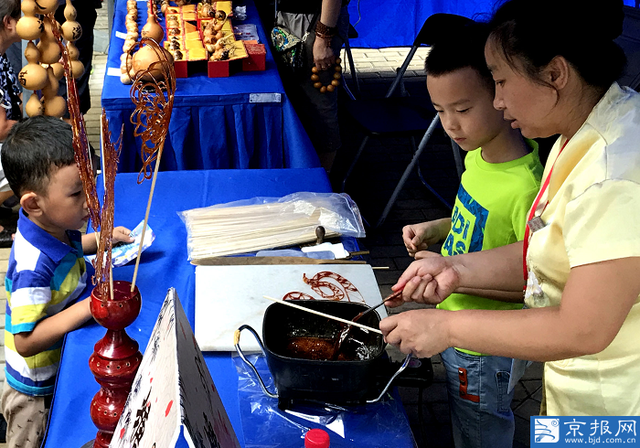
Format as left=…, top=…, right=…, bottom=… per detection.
left=112, top=226, right=134, bottom=245
left=387, top=256, right=461, bottom=307
left=313, top=36, right=335, bottom=71
left=380, top=309, right=452, bottom=358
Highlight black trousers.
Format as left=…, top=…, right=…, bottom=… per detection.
left=55, top=0, right=99, bottom=115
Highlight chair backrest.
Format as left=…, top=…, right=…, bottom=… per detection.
left=383, top=44, right=421, bottom=98
left=414, top=13, right=474, bottom=48
left=616, top=6, right=640, bottom=91
left=383, top=14, right=475, bottom=99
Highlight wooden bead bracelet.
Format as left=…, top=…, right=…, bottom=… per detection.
left=311, top=57, right=342, bottom=93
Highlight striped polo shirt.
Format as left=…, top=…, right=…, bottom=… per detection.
left=4, top=210, right=90, bottom=396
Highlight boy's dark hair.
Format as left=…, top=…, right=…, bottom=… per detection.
left=488, top=0, right=626, bottom=92
left=0, top=0, right=20, bottom=30
left=424, top=16, right=493, bottom=92
left=2, top=116, right=76, bottom=197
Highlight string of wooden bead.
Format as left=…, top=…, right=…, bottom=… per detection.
left=311, top=57, right=342, bottom=93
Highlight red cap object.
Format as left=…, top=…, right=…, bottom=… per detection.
left=305, top=429, right=330, bottom=448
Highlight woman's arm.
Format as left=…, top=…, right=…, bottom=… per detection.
left=312, top=0, right=342, bottom=70
left=319, top=0, right=341, bottom=27
left=381, top=257, right=640, bottom=361
left=388, top=241, right=525, bottom=306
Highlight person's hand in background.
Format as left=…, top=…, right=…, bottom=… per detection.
left=402, top=218, right=451, bottom=257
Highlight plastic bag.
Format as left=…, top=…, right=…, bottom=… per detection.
left=178, top=192, right=366, bottom=261
left=85, top=220, right=155, bottom=267
left=232, top=353, right=416, bottom=448
left=233, top=5, right=247, bottom=20
left=234, top=24, right=260, bottom=42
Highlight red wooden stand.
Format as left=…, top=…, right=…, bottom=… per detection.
left=88, top=281, right=143, bottom=448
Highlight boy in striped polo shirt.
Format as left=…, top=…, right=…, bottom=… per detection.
left=0, top=116, right=133, bottom=448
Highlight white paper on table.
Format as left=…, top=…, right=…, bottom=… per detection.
left=195, top=264, right=387, bottom=352
left=107, top=66, right=121, bottom=77
left=85, top=220, right=155, bottom=267
left=301, top=242, right=350, bottom=259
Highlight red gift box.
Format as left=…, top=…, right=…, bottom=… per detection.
left=242, top=44, right=266, bottom=71
left=174, top=60, right=189, bottom=78
left=207, top=60, right=230, bottom=77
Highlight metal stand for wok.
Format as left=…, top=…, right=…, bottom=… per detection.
left=234, top=324, right=413, bottom=405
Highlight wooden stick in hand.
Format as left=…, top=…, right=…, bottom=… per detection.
left=262, top=295, right=383, bottom=335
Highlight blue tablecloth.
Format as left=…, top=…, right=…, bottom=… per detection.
left=347, top=0, right=493, bottom=48
left=348, top=0, right=639, bottom=48
left=43, top=169, right=416, bottom=448
left=103, top=0, right=319, bottom=172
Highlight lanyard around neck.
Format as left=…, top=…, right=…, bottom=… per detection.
left=522, top=139, right=570, bottom=286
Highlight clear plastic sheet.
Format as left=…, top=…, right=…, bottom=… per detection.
left=179, top=192, right=366, bottom=260
left=85, top=220, right=155, bottom=267
left=232, top=354, right=416, bottom=448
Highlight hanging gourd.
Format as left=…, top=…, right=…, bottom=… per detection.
left=25, top=93, right=44, bottom=117
left=21, top=0, right=37, bottom=15
left=41, top=67, right=66, bottom=118
left=43, top=95, right=67, bottom=117
left=38, top=21, right=61, bottom=64
left=61, top=0, right=82, bottom=42
left=63, top=0, right=77, bottom=21
left=16, top=15, right=43, bottom=41
left=33, top=0, right=58, bottom=15
left=18, top=42, right=48, bottom=91
left=141, top=0, right=163, bottom=43
left=50, top=62, right=64, bottom=80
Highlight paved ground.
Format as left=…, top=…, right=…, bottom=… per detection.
left=0, top=6, right=543, bottom=446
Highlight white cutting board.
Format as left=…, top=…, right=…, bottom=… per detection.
left=194, top=264, right=386, bottom=352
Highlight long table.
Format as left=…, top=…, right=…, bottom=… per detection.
left=42, top=169, right=417, bottom=447
left=102, top=0, right=319, bottom=172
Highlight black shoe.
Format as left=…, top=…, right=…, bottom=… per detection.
left=0, top=227, right=13, bottom=248
left=1, top=196, right=18, bottom=208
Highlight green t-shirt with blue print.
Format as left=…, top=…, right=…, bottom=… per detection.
left=437, top=141, right=543, bottom=355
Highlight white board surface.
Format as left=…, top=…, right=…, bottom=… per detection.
left=194, top=264, right=386, bottom=351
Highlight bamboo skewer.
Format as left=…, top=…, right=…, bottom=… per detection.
left=130, top=144, right=163, bottom=293
left=127, top=38, right=176, bottom=293
left=183, top=203, right=345, bottom=258
left=262, top=295, right=384, bottom=335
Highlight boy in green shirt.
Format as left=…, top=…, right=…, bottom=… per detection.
left=401, top=16, right=543, bottom=448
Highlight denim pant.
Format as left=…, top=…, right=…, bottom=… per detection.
left=440, top=347, right=515, bottom=448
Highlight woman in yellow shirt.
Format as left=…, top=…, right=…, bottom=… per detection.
left=380, top=0, right=640, bottom=416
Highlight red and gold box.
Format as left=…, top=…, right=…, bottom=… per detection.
left=162, top=1, right=265, bottom=78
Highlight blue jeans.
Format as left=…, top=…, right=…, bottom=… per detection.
left=440, top=347, right=515, bottom=448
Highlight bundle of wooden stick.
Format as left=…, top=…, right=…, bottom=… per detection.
left=182, top=201, right=343, bottom=259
